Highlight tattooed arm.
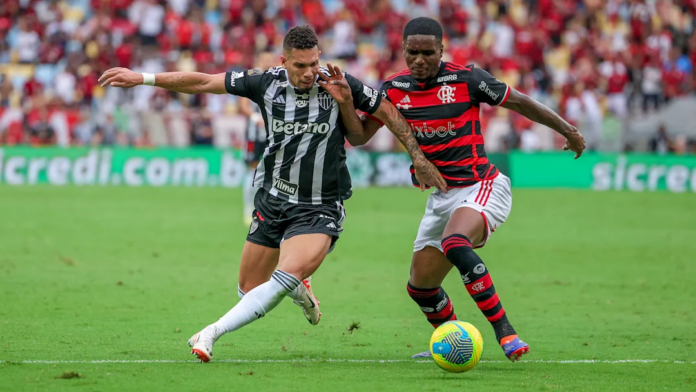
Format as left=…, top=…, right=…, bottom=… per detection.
left=501, top=88, right=586, bottom=158
left=371, top=100, right=448, bottom=192
left=317, top=64, right=447, bottom=192
left=99, top=68, right=228, bottom=94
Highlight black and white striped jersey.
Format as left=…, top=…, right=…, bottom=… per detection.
left=225, top=66, right=382, bottom=204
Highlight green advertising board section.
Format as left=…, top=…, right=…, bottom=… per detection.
left=0, top=147, right=246, bottom=187
left=510, top=151, right=696, bottom=192
left=0, top=147, right=510, bottom=188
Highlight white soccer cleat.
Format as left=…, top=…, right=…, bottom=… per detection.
left=188, top=325, right=218, bottom=363
left=292, top=277, right=322, bottom=326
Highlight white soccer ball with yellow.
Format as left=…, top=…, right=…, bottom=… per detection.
left=429, top=321, right=483, bottom=373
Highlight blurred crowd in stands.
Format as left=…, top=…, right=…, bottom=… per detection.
left=1, top=0, right=695, bottom=153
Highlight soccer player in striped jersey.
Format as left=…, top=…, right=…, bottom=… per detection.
left=98, top=25, right=446, bottom=362
left=343, top=17, right=586, bottom=361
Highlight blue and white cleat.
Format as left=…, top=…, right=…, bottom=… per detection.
left=501, top=335, right=529, bottom=361
left=412, top=351, right=432, bottom=359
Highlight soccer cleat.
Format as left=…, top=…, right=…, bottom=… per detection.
left=501, top=335, right=529, bottom=361
left=188, top=325, right=218, bottom=363
left=292, top=277, right=322, bottom=325
left=412, top=350, right=432, bottom=359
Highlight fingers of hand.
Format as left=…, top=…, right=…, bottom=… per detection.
left=326, top=62, right=336, bottom=78
left=317, top=71, right=330, bottom=82
left=100, top=76, right=119, bottom=87
left=333, top=65, right=342, bottom=79
left=98, top=71, right=114, bottom=84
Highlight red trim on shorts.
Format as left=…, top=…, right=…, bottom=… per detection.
left=481, top=180, right=494, bottom=206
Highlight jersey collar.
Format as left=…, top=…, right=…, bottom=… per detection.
left=412, top=61, right=447, bottom=90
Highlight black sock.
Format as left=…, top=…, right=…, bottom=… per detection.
left=406, top=283, right=457, bottom=328
left=442, top=233, right=516, bottom=343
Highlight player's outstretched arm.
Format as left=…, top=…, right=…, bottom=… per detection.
left=501, top=88, right=586, bottom=158
left=99, top=68, right=227, bottom=95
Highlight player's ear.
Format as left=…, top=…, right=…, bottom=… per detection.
left=280, top=54, right=287, bottom=68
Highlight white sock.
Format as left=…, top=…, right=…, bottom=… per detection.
left=239, top=280, right=304, bottom=301
left=243, top=170, right=256, bottom=217
left=287, top=280, right=306, bottom=301
left=212, top=270, right=300, bottom=338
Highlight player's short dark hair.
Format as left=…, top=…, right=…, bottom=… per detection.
left=403, top=17, right=443, bottom=42
left=283, top=25, right=319, bottom=52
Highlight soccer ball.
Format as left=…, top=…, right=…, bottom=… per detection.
left=430, top=321, right=483, bottom=373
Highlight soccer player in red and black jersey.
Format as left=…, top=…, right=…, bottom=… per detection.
left=340, top=17, right=585, bottom=361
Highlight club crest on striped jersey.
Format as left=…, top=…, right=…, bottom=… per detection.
left=318, top=92, right=333, bottom=110
left=438, top=85, right=456, bottom=104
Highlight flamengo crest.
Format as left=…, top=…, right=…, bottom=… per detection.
left=437, top=85, right=456, bottom=104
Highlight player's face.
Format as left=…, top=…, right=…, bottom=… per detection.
left=403, top=35, right=443, bottom=82
left=281, top=47, right=320, bottom=93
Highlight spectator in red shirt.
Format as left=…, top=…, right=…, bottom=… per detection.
left=662, top=47, right=686, bottom=104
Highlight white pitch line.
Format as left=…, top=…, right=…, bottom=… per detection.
left=6, top=359, right=696, bottom=365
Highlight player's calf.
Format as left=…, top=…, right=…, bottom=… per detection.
left=406, top=283, right=457, bottom=328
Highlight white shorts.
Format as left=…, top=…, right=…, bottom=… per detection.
left=413, top=173, right=512, bottom=252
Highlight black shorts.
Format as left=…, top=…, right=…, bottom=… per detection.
left=247, top=188, right=346, bottom=250
left=245, top=140, right=266, bottom=165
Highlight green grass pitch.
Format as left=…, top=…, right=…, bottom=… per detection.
left=1, top=186, right=694, bottom=391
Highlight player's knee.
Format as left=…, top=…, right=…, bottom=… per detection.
left=238, top=280, right=258, bottom=295
left=409, top=265, right=439, bottom=288
left=441, top=234, right=479, bottom=269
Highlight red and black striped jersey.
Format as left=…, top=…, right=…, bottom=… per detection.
left=380, top=62, right=510, bottom=188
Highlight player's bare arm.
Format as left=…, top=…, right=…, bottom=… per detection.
left=372, top=100, right=447, bottom=192
left=98, top=68, right=227, bottom=94
left=318, top=63, right=447, bottom=193
left=501, top=88, right=586, bottom=159
left=344, top=114, right=382, bottom=146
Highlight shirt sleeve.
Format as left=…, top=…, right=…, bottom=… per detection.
left=225, top=68, right=266, bottom=99
left=469, top=66, right=511, bottom=106
left=344, top=73, right=382, bottom=115
left=378, top=82, right=392, bottom=103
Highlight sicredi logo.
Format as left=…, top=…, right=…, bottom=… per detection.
left=592, top=156, right=696, bottom=192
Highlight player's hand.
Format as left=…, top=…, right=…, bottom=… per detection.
left=562, top=126, right=586, bottom=159
left=98, top=67, right=144, bottom=88
left=317, top=63, right=352, bottom=104
left=414, top=160, right=448, bottom=193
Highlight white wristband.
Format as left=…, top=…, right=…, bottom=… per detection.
left=142, top=73, right=156, bottom=86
